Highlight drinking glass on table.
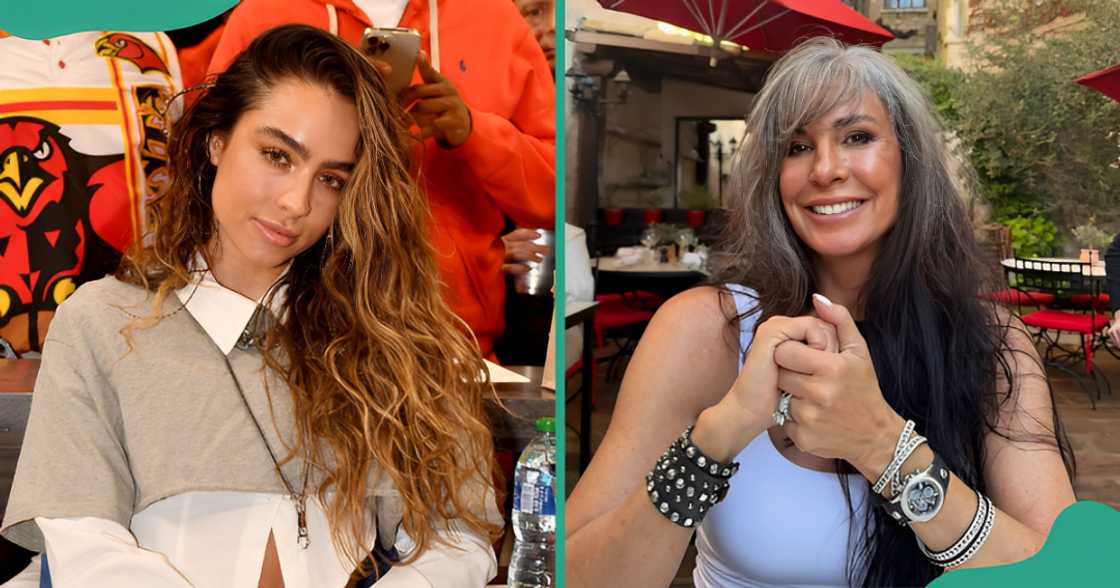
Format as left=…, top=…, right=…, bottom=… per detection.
left=640, top=227, right=659, bottom=251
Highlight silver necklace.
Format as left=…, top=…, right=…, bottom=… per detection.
left=178, top=268, right=312, bottom=548
left=220, top=335, right=313, bottom=549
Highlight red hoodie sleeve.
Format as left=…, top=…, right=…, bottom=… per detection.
left=445, top=29, right=556, bottom=230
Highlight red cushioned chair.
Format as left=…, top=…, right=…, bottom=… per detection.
left=592, top=291, right=663, bottom=381
left=1008, top=258, right=1110, bottom=408
left=595, top=290, right=665, bottom=310
left=982, top=263, right=1057, bottom=309
left=593, top=298, right=654, bottom=380
left=981, top=288, right=1056, bottom=308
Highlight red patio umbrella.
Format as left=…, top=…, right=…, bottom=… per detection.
left=1076, top=63, right=1120, bottom=102
left=597, top=0, right=893, bottom=55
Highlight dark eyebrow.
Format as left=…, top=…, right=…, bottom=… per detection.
left=258, top=126, right=309, bottom=159
left=833, top=114, right=876, bottom=129
left=792, top=113, right=877, bottom=135
left=257, top=126, right=355, bottom=172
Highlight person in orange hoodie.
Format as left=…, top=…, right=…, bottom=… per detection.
left=208, top=0, right=555, bottom=359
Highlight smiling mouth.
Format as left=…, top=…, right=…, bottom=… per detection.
left=809, top=200, right=864, bottom=216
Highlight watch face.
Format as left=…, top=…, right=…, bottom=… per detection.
left=902, top=477, right=944, bottom=522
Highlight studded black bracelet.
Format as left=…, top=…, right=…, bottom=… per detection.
left=646, top=425, right=740, bottom=528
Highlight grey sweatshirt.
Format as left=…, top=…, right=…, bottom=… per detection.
left=0, top=276, right=499, bottom=552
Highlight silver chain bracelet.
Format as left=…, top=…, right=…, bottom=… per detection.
left=873, top=419, right=918, bottom=495
left=917, top=492, right=995, bottom=568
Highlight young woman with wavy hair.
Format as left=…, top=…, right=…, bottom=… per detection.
left=567, top=38, right=1076, bottom=587
left=1, top=24, right=501, bottom=587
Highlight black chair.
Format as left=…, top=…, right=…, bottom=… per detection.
left=1007, top=258, right=1110, bottom=407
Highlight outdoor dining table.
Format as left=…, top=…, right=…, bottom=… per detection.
left=593, top=256, right=707, bottom=275
left=1000, top=257, right=1107, bottom=277
left=998, top=256, right=1108, bottom=311
left=592, top=256, right=708, bottom=301
left=999, top=257, right=1114, bottom=407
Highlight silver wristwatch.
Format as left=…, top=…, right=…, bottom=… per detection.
left=881, top=452, right=950, bottom=526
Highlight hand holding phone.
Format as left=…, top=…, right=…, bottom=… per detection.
left=398, top=52, right=473, bottom=148
left=359, top=27, right=420, bottom=95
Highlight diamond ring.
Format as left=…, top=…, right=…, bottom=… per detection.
left=773, top=391, right=793, bottom=426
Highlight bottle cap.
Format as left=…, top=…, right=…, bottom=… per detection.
left=535, top=417, right=555, bottom=434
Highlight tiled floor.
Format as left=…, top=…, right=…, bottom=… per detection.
left=565, top=333, right=1120, bottom=585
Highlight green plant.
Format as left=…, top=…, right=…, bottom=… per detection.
left=1071, top=218, right=1112, bottom=249
left=892, top=2, right=1120, bottom=234
left=959, top=1, right=1120, bottom=230
left=891, top=54, right=965, bottom=124
left=1003, top=215, right=1058, bottom=258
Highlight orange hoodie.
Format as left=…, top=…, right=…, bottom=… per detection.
left=209, top=0, right=556, bottom=358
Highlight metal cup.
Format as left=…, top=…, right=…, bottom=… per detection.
left=516, top=229, right=555, bottom=296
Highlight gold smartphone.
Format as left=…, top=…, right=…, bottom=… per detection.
left=359, top=27, right=421, bottom=95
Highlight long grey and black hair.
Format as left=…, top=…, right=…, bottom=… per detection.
left=710, top=38, right=1075, bottom=586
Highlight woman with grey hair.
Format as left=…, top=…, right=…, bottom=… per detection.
left=565, top=38, right=1075, bottom=587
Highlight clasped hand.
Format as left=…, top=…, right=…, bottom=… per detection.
left=722, top=295, right=900, bottom=472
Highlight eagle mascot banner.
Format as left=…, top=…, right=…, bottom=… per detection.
left=0, top=30, right=182, bottom=353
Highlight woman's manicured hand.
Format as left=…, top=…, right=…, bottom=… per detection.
left=773, top=294, right=904, bottom=480
left=695, top=312, right=839, bottom=462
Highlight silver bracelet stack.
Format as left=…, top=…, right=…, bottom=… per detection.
left=917, top=491, right=996, bottom=568
left=889, top=434, right=929, bottom=498
left=646, top=426, right=739, bottom=529
left=872, top=419, right=918, bottom=495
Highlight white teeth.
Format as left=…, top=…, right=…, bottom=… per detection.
left=810, top=201, right=863, bottom=216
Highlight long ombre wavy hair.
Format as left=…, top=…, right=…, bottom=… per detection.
left=115, top=24, right=501, bottom=571
left=710, top=38, right=1074, bottom=586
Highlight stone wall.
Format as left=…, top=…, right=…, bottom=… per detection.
left=880, top=3, right=938, bottom=55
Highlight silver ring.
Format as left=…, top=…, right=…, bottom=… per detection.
left=773, top=391, right=793, bottom=426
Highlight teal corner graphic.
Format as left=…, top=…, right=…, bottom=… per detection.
left=931, top=500, right=1118, bottom=587
left=1, top=0, right=237, bottom=39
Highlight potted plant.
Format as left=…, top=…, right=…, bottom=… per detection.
left=1071, top=218, right=1112, bottom=264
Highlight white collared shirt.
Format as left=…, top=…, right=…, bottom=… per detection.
left=6, top=271, right=497, bottom=587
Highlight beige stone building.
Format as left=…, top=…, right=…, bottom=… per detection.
left=843, top=1, right=1087, bottom=69
left=843, top=0, right=939, bottom=55
left=936, top=0, right=1088, bottom=70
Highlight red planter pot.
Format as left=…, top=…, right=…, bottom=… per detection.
left=603, top=208, right=624, bottom=226
left=686, top=209, right=706, bottom=228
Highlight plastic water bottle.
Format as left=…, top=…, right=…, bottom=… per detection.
left=509, top=417, right=556, bottom=587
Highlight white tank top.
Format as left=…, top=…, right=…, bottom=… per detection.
left=692, top=286, right=871, bottom=588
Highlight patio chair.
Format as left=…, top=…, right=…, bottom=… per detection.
left=592, top=295, right=656, bottom=381
left=982, top=264, right=1055, bottom=309
left=1067, top=292, right=1120, bottom=360
left=1008, top=258, right=1110, bottom=407
left=981, top=287, right=1056, bottom=308
left=1069, top=292, right=1111, bottom=311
